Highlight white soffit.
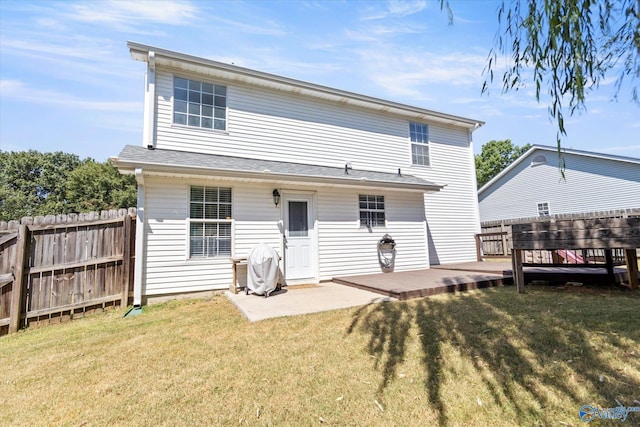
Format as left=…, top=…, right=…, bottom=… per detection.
left=129, top=42, right=483, bottom=130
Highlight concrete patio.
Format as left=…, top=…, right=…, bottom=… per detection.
left=225, top=282, right=394, bottom=322
left=226, top=261, right=513, bottom=321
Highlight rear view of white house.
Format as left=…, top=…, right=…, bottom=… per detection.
left=113, top=42, right=484, bottom=305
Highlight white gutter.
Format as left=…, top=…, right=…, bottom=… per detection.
left=142, top=51, right=156, bottom=149
left=128, top=41, right=484, bottom=130
left=133, top=168, right=145, bottom=307
left=114, top=159, right=442, bottom=192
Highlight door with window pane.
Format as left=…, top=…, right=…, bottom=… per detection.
left=283, top=194, right=315, bottom=280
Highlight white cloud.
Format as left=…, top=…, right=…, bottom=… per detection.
left=198, top=15, right=287, bottom=37
left=1, top=38, right=112, bottom=60
left=387, top=0, right=427, bottom=16
left=353, top=47, right=486, bottom=100
left=0, top=79, right=140, bottom=112
left=345, top=23, right=426, bottom=42
left=0, top=36, right=138, bottom=88
left=362, top=0, right=427, bottom=20
left=67, top=0, right=198, bottom=26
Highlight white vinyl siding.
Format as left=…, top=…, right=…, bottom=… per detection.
left=154, top=70, right=409, bottom=170
left=317, top=189, right=428, bottom=278
left=478, top=150, right=640, bottom=222
left=140, top=176, right=430, bottom=296
left=419, top=126, right=480, bottom=264
left=150, top=67, right=480, bottom=268
left=142, top=177, right=231, bottom=295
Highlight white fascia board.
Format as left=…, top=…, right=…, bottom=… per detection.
left=113, top=159, right=442, bottom=193
left=477, top=146, right=540, bottom=196
left=128, top=41, right=484, bottom=130
left=529, top=144, right=640, bottom=165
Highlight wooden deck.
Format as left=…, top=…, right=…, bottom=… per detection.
left=333, top=261, right=632, bottom=301
left=333, top=262, right=513, bottom=300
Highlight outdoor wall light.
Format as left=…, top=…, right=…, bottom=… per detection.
left=272, top=189, right=281, bottom=207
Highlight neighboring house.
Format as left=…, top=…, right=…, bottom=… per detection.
left=113, top=42, right=484, bottom=305
left=478, top=145, right=640, bottom=223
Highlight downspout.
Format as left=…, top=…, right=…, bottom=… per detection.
left=143, top=51, right=156, bottom=150
left=133, top=168, right=145, bottom=308
left=124, top=52, right=154, bottom=318
left=469, top=124, right=483, bottom=234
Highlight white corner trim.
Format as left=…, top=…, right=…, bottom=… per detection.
left=133, top=168, right=145, bottom=307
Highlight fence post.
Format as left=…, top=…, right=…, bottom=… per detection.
left=121, top=214, right=132, bottom=308
left=500, top=222, right=508, bottom=256
left=512, top=249, right=525, bottom=293
left=624, top=249, right=638, bottom=289
left=475, top=234, right=482, bottom=261
left=604, top=249, right=615, bottom=285
left=9, top=224, right=29, bottom=334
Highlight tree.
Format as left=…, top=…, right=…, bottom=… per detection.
left=482, top=0, right=639, bottom=155
left=0, top=150, right=81, bottom=220
left=65, top=159, right=137, bottom=213
left=0, top=150, right=136, bottom=221
left=475, top=139, right=531, bottom=188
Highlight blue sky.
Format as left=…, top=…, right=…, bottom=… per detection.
left=1, top=0, right=638, bottom=162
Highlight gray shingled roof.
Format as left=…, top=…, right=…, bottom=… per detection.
left=114, top=145, right=442, bottom=191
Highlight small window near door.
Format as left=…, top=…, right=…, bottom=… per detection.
left=359, top=195, right=385, bottom=227
left=537, top=202, right=550, bottom=217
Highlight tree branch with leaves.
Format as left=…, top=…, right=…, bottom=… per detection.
left=482, top=0, right=639, bottom=166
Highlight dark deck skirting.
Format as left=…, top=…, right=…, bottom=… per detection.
left=514, top=266, right=628, bottom=285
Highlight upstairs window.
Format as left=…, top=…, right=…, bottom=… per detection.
left=410, top=122, right=430, bottom=166
left=359, top=195, right=385, bottom=228
left=537, top=202, right=550, bottom=217
left=174, top=77, right=227, bottom=131
left=189, top=186, right=232, bottom=257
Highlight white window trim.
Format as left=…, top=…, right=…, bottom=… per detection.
left=537, top=201, right=551, bottom=217
left=409, top=122, right=431, bottom=167
left=172, top=74, right=228, bottom=133
left=186, top=184, right=234, bottom=260
left=358, top=194, right=386, bottom=229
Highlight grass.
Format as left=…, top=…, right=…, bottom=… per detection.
left=1, top=284, right=639, bottom=426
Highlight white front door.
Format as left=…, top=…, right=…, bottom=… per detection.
left=283, top=194, right=315, bottom=281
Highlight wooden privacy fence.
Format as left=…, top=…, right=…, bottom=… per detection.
left=477, top=208, right=640, bottom=259
left=0, top=209, right=136, bottom=335
left=511, top=217, right=640, bottom=292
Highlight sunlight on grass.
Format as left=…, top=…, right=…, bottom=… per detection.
left=1, top=286, right=639, bottom=426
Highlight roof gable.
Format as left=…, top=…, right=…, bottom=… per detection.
left=128, top=41, right=483, bottom=130
left=478, top=145, right=640, bottom=196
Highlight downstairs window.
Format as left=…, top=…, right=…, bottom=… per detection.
left=359, top=194, right=386, bottom=228
left=189, top=186, right=232, bottom=257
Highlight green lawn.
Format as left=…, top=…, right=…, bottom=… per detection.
left=1, top=285, right=639, bottom=426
